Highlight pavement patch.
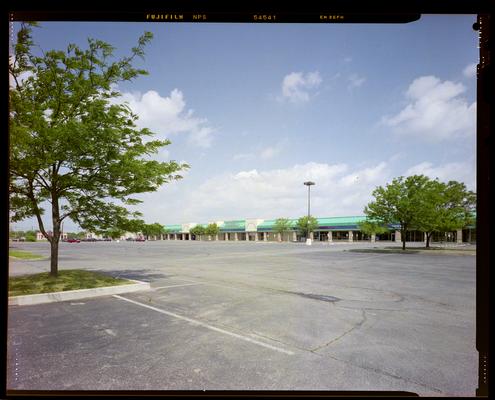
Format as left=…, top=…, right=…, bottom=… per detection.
left=288, top=292, right=341, bottom=303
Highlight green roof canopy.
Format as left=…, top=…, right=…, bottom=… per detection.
left=164, top=224, right=182, bottom=233
left=316, top=216, right=367, bottom=226
left=257, top=219, right=297, bottom=229
left=220, top=220, right=245, bottom=231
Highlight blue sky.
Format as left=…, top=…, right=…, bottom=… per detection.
left=11, top=15, right=478, bottom=232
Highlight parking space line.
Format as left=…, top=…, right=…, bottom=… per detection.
left=112, top=294, right=294, bottom=355
left=152, top=283, right=204, bottom=290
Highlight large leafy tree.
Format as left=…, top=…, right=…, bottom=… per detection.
left=9, top=24, right=189, bottom=276
left=189, top=225, right=206, bottom=240
left=357, top=220, right=389, bottom=239
left=205, top=223, right=220, bottom=239
left=296, top=216, right=318, bottom=239
left=142, top=222, right=164, bottom=240
left=364, top=175, right=431, bottom=250
left=414, top=180, right=476, bottom=248
left=273, top=218, right=292, bottom=241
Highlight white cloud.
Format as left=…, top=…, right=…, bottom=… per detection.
left=381, top=75, right=476, bottom=142
left=348, top=74, right=366, bottom=89
left=463, top=62, right=477, bottom=79
left=112, top=88, right=215, bottom=148
left=16, top=159, right=476, bottom=230
left=138, top=159, right=473, bottom=224
left=279, top=71, right=322, bottom=103
left=178, top=161, right=391, bottom=222
left=405, top=161, right=476, bottom=190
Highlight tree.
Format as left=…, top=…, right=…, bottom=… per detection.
left=100, top=227, right=124, bottom=240
left=25, top=231, right=37, bottom=242
left=10, top=230, right=26, bottom=240
left=161, top=226, right=171, bottom=239
left=414, top=180, right=476, bottom=248
left=9, top=24, right=189, bottom=276
left=189, top=225, right=205, bottom=240
left=73, top=231, right=87, bottom=240
left=296, top=216, right=318, bottom=239
left=365, top=175, right=438, bottom=250
left=205, top=223, right=220, bottom=240
left=142, top=222, right=164, bottom=240
left=357, top=220, right=389, bottom=239
left=273, top=218, right=292, bottom=241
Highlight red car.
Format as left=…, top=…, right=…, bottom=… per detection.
left=67, top=238, right=81, bottom=243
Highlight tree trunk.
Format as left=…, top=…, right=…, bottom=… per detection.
left=50, top=190, right=61, bottom=277
left=426, top=233, right=431, bottom=248
left=401, top=229, right=406, bottom=250
left=50, top=239, right=59, bottom=276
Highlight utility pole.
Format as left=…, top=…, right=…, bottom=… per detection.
left=303, top=181, right=315, bottom=245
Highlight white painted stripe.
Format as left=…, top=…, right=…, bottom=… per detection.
left=152, top=283, right=204, bottom=290
left=113, top=294, right=294, bottom=355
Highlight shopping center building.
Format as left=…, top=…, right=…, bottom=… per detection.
left=159, top=216, right=476, bottom=244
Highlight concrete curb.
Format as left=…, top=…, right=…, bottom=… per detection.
left=9, top=279, right=151, bottom=306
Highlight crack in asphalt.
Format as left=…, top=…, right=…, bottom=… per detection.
left=321, top=351, right=445, bottom=394
left=181, top=309, right=446, bottom=395
left=310, top=309, right=367, bottom=352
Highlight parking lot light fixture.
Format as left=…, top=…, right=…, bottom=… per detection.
left=303, top=181, right=315, bottom=245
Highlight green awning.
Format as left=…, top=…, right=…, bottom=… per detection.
left=220, top=220, right=245, bottom=231
left=164, top=224, right=182, bottom=233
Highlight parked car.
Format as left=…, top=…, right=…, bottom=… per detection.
left=67, top=238, right=81, bottom=243
left=135, top=238, right=146, bottom=242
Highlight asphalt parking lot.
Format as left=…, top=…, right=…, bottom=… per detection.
left=7, top=240, right=477, bottom=395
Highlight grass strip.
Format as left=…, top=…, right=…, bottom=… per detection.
left=9, top=269, right=132, bottom=297
left=9, top=249, right=44, bottom=260
left=348, top=248, right=475, bottom=255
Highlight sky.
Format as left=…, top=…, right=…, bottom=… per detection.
left=10, top=15, right=478, bottom=232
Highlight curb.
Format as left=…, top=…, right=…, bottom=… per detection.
left=9, top=279, right=151, bottom=306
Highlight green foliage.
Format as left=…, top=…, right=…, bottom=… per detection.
left=121, top=219, right=145, bottom=234
left=73, top=231, right=87, bottom=239
left=296, top=216, right=318, bottom=238
left=9, top=23, right=189, bottom=275
left=189, top=225, right=206, bottom=237
left=357, top=220, right=389, bottom=236
left=413, top=179, right=476, bottom=247
left=25, top=232, right=37, bottom=242
left=10, top=230, right=26, bottom=239
left=142, top=222, right=164, bottom=237
left=365, top=175, right=476, bottom=249
left=104, top=228, right=125, bottom=239
left=273, top=218, right=292, bottom=235
left=205, top=223, right=220, bottom=236
left=364, top=175, right=432, bottom=249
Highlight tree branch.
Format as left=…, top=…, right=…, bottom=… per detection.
left=27, top=179, right=51, bottom=244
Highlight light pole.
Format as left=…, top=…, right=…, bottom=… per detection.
left=303, top=181, right=315, bottom=245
